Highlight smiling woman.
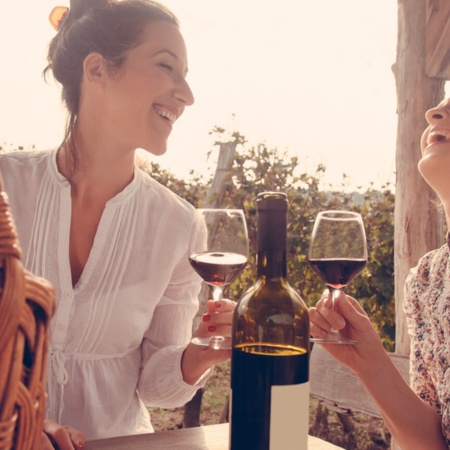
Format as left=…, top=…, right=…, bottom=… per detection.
left=0, top=1, right=234, bottom=449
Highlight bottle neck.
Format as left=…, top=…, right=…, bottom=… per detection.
left=256, top=208, right=287, bottom=279
left=256, top=250, right=287, bottom=278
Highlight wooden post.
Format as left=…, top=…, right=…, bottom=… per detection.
left=204, top=141, right=238, bottom=208
left=393, top=0, right=444, bottom=357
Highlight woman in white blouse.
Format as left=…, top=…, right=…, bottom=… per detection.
left=0, top=1, right=233, bottom=448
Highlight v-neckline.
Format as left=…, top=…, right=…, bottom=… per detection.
left=72, top=203, right=111, bottom=289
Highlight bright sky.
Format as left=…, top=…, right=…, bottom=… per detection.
left=0, top=1, right=401, bottom=189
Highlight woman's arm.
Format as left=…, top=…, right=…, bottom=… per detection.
left=309, top=291, right=447, bottom=449
left=137, top=300, right=208, bottom=408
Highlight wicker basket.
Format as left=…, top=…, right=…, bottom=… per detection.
left=0, top=173, right=55, bottom=450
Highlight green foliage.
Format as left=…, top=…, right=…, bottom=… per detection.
left=139, top=135, right=395, bottom=351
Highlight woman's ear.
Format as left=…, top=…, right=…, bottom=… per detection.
left=83, top=52, right=106, bottom=84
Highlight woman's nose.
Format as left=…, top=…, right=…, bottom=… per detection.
left=425, top=103, right=450, bottom=124
left=175, top=78, right=194, bottom=107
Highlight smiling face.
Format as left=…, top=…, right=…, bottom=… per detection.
left=100, top=20, right=194, bottom=155
left=419, top=97, right=450, bottom=209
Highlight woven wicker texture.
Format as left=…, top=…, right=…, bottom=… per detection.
left=0, top=173, right=56, bottom=450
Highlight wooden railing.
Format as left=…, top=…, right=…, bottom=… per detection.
left=310, top=346, right=409, bottom=419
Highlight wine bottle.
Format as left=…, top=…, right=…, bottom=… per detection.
left=230, top=192, right=310, bottom=450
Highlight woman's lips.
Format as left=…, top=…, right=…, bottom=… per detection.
left=426, top=129, right=450, bottom=146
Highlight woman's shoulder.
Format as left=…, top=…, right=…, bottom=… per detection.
left=416, top=244, right=448, bottom=274
left=407, top=245, right=448, bottom=285
left=404, top=243, right=449, bottom=310
left=0, top=149, right=53, bottom=170
left=0, top=149, right=54, bottom=188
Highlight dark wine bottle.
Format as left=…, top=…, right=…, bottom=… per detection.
left=230, top=192, right=310, bottom=450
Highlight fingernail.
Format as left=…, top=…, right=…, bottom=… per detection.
left=214, top=302, right=222, bottom=308
left=202, top=314, right=211, bottom=322
left=207, top=325, right=217, bottom=332
left=323, top=296, right=332, bottom=308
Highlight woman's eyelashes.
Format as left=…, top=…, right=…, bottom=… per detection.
left=159, top=62, right=174, bottom=73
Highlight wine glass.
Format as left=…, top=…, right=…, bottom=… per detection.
left=308, top=210, right=367, bottom=344
left=189, top=208, right=249, bottom=350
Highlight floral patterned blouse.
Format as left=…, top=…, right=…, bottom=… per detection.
left=404, top=238, right=450, bottom=445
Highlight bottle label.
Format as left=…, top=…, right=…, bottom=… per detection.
left=230, top=347, right=309, bottom=450
left=269, top=382, right=309, bottom=450
left=229, top=382, right=309, bottom=450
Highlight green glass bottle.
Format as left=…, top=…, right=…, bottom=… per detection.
left=230, top=192, right=310, bottom=450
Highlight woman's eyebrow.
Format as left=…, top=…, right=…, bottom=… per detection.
left=152, top=49, right=179, bottom=60
left=152, top=49, right=189, bottom=75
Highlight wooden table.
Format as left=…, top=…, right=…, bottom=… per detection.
left=85, top=423, right=344, bottom=449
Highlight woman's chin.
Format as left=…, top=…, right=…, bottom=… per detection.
left=136, top=143, right=168, bottom=157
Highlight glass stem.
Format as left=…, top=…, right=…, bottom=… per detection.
left=211, top=285, right=224, bottom=302
left=329, top=286, right=346, bottom=308
left=329, top=286, right=346, bottom=335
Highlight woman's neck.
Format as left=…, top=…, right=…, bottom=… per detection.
left=56, top=139, right=135, bottom=205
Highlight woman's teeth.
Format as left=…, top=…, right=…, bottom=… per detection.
left=154, top=107, right=176, bottom=124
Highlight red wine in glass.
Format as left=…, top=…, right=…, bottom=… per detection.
left=308, top=258, right=367, bottom=290
left=189, top=252, right=248, bottom=287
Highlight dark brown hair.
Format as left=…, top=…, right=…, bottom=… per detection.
left=44, top=0, right=179, bottom=166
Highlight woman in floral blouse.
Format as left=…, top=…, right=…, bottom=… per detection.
left=309, top=97, right=450, bottom=449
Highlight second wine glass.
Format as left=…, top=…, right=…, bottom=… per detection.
left=308, top=210, right=367, bottom=344
left=189, top=208, right=249, bottom=350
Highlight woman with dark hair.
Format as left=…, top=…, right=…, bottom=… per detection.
left=0, top=1, right=233, bottom=448
left=309, top=98, right=450, bottom=449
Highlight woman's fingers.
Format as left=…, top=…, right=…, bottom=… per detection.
left=40, top=433, right=56, bottom=450
left=311, top=291, right=347, bottom=331
left=42, top=419, right=85, bottom=450
left=205, top=299, right=235, bottom=313
left=67, top=426, right=85, bottom=450
left=309, top=289, right=375, bottom=341
left=309, top=307, right=332, bottom=336
left=198, top=311, right=234, bottom=337
left=194, top=299, right=235, bottom=339
left=333, top=293, right=372, bottom=332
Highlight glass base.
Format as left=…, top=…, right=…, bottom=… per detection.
left=191, top=336, right=232, bottom=350
left=311, top=330, right=358, bottom=345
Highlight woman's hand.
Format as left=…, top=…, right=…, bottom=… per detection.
left=41, top=419, right=85, bottom=450
left=309, top=289, right=389, bottom=377
left=181, top=299, right=235, bottom=385
left=310, top=290, right=449, bottom=450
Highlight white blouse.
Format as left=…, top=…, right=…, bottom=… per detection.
left=0, top=150, right=208, bottom=440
